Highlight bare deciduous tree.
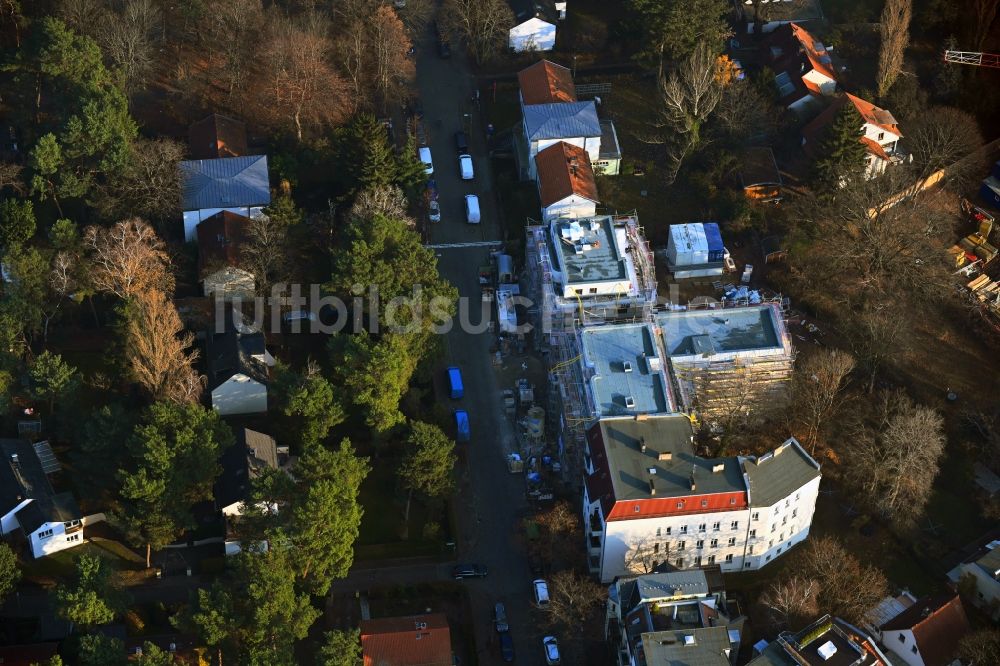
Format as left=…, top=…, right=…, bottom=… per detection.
left=759, top=576, right=820, bottom=631
left=794, top=536, right=889, bottom=624
left=396, top=0, right=434, bottom=37
left=790, top=349, right=855, bottom=453
left=653, top=42, right=724, bottom=184
left=525, top=501, right=580, bottom=569
left=265, top=13, right=351, bottom=140
left=98, top=0, right=162, bottom=95
left=350, top=185, right=411, bottom=226
left=56, top=0, right=106, bottom=39
left=240, top=213, right=289, bottom=296
left=971, top=0, right=1000, bottom=51
left=622, top=534, right=669, bottom=576
left=906, top=106, right=984, bottom=193
left=99, top=137, right=185, bottom=227
left=123, top=289, right=203, bottom=404
left=441, top=0, right=514, bottom=64
left=84, top=218, right=173, bottom=300
left=847, top=391, right=946, bottom=528
left=876, top=0, right=911, bottom=97
left=0, top=162, right=25, bottom=195
left=545, top=570, right=604, bottom=632
left=204, top=0, right=265, bottom=104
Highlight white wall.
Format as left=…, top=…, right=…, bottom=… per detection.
left=31, top=520, right=84, bottom=558
left=509, top=19, right=556, bottom=52
left=881, top=629, right=924, bottom=666
left=802, top=69, right=837, bottom=96
left=211, top=374, right=267, bottom=416
left=743, top=476, right=820, bottom=569
left=1, top=499, right=31, bottom=534
left=955, top=562, right=1000, bottom=619
left=542, top=195, right=596, bottom=223
left=529, top=136, right=602, bottom=178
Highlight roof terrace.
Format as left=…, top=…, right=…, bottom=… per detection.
left=579, top=324, right=672, bottom=416
left=656, top=305, right=791, bottom=360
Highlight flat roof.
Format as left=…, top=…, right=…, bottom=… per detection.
left=550, top=217, right=628, bottom=285
left=640, top=626, right=733, bottom=666
left=580, top=325, right=670, bottom=416
left=657, top=305, right=786, bottom=357
left=596, top=417, right=745, bottom=501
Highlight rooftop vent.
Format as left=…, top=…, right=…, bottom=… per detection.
left=622, top=360, right=633, bottom=373
left=648, top=467, right=657, bottom=475
left=415, top=622, right=428, bottom=630
left=640, top=437, right=647, bottom=453
left=658, top=452, right=672, bottom=461
left=646, top=355, right=662, bottom=372
left=817, top=641, right=837, bottom=661
left=712, top=463, right=725, bottom=473
left=689, top=475, right=697, bottom=491
left=648, top=479, right=656, bottom=496
left=683, top=634, right=696, bottom=646
left=624, top=396, right=635, bottom=409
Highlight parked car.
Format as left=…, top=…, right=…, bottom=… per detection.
left=428, top=199, right=441, bottom=223
left=459, top=154, right=474, bottom=180
left=282, top=310, right=317, bottom=331
left=418, top=146, right=433, bottom=175
left=494, top=602, right=508, bottom=632
left=499, top=631, right=515, bottom=662
left=533, top=579, right=550, bottom=607
left=454, top=409, right=470, bottom=442
left=465, top=194, right=480, bottom=224
left=451, top=563, right=487, bottom=579
left=543, top=636, right=560, bottom=665
left=455, top=131, right=469, bottom=153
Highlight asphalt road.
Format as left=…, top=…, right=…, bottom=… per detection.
left=410, top=28, right=551, bottom=666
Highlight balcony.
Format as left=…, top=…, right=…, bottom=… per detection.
left=589, top=511, right=604, bottom=535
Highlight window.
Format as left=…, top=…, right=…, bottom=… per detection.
left=694, top=556, right=702, bottom=565
left=777, top=547, right=783, bottom=554
left=677, top=541, right=686, bottom=550
left=766, top=555, right=771, bottom=561
left=744, top=562, right=752, bottom=568
left=878, top=132, right=885, bottom=141
left=782, top=516, right=787, bottom=525
left=748, top=545, right=754, bottom=554
left=780, top=532, right=785, bottom=541
left=665, top=527, right=672, bottom=536
left=730, top=521, right=739, bottom=530
left=730, top=497, right=736, bottom=505
left=728, top=537, right=736, bottom=547
left=575, top=288, right=583, bottom=295
left=785, top=499, right=790, bottom=508
left=701, top=500, right=708, bottom=507
left=698, top=523, right=706, bottom=532
left=725, top=554, right=733, bottom=563
left=37, top=529, right=53, bottom=539
left=676, top=501, right=684, bottom=509
left=713, top=522, right=720, bottom=531
left=771, top=524, right=777, bottom=533
left=696, top=540, right=704, bottom=549
left=769, top=540, right=774, bottom=549
left=795, top=493, right=800, bottom=501
left=707, top=555, right=716, bottom=564
left=751, top=512, right=759, bottom=521
left=679, top=525, right=688, bottom=535
left=792, top=508, right=798, bottom=518
left=911, top=646, right=917, bottom=654
left=710, top=539, right=718, bottom=548
left=654, top=543, right=660, bottom=554
left=589, top=288, right=598, bottom=294
left=749, top=529, right=756, bottom=538
left=652, top=560, right=659, bottom=568
left=676, top=558, right=684, bottom=567
left=656, top=527, right=662, bottom=537
left=898, top=635, right=906, bottom=644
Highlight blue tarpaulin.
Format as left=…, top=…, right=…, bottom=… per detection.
left=703, top=222, right=725, bottom=262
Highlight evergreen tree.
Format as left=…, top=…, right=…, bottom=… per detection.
left=78, top=635, right=126, bottom=666
left=0, top=543, right=20, bottom=604
left=272, top=363, right=345, bottom=449
left=71, top=404, right=135, bottom=504
left=812, top=101, right=868, bottom=188
left=0, top=198, right=36, bottom=250
left=55, top=554, right=128, bottom=630
left=399, top=421, right=455, bottom=534
left=397, top=133, right=430, bottom=191
left=317, top=629, right=362, bottom=666
left=26, top=351, right=79, bottom=414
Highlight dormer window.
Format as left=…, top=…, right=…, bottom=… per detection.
left=878, top=132, right=885, bottom=141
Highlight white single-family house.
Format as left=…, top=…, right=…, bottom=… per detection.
left=535, top=141, right=599, bottom=222
left=180, top=155, right=271, bottom=243
left=878, top=594, right=969, bottom=666
left=1, top=439, right=83, bottom=559
left=197, top=211, right=255, bottom=300
left=205, top=310, right=274, bottom=416
left=508, top=0, right=561, bottom=52
left=763, top=23, right=839, bottom=114
left=803, top=93, right=905, bottom=179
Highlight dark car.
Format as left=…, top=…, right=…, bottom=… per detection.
left=494, top=602, right=509, bottom=632
left=451, top=563, right=488, bottom=579
left=499, top=631, right=515, bottom=662
left=455, top=131, right=469, bottom=154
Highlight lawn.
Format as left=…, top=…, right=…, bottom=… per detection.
left=356, top=462, right=444, bottom=562
left=19, top=540, right=141, bottom=586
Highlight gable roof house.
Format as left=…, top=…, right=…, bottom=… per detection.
left=535, top=141, right=600, bottom=222
left=205, top=311, right=274, bottom=416
left=197, top=211, right=255, bottom=300
left=180, top=155, right=271, bottom=242
left=508, top=0, right=563, bottom=53
left=948, top=537, right=1000, bottom=620
left=360, top=614, right=452, bottom=666
left=0, top=439, right=83, bottom=559
left=802, top=93, right=905, bottom=179
left=763, top=23, right=839, bottom=114
left=877, top=594, right=969, bottom=666
left=735, top=0, right=825, bottom=35
left=517, top=60, right=617, bottom=180
left=188, top=113, right=249, bottom=160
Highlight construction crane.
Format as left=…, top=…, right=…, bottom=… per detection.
left=944, top=50, right=1000, bottom=69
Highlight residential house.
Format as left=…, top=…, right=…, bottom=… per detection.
left=197, top=211, right=255, bottom=300
left=750, top=615, right=891, bottom=665
left=535, top=141, right=599, bottom=222
left=188, top=113, right=249, bottom=160
left=734, top=0, right=825, bottom=35
left=508, top=0, right=561, bottom=52
left=517, top=60, right=603, bottom=180
left=864, top=591, right=918, bottom=636
left=205, top=310, right=273, bottom=416
left=583, top=415, right=821, bottom=582
left=180, top=155, right=271, bottom=242
left=763, top=23, right=838, bottom=114
left=597, top=118, right=623, bottom=176
left=802, top=93, right=905, bottom=179
left=360, top=613, right=452, bottom=666
left=949, top=538, right=1000, bottom=619
left=606, top=568, right=743, bottom=666
left=877, top=593, right=969, bottom=666
left=0, top=439, right=83, bottom=559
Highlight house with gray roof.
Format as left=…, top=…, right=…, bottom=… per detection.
left=0, top=439, right=83, bottom=559
left=948, top=537, right=1000, bottom=620
left=522, top=102, right=602, bottom=179
left=205, top=308, right=274, bottom=416
left=583, top=414, right=821, bottom=582
left=180, top=155, right=271, bottom=242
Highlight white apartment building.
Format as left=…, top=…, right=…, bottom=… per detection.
left=583, top=415, right=820, bottom=582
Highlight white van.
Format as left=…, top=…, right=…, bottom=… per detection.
left=465, top=194, right=481, bottom=224
left=418, top=146, right=433, bottom=175
left=533, top=579, right=550, bottom=608
left=459, top=154, right=474, bottom=180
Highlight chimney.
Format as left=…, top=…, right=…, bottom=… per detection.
left=712, top=463, right=725, bottom=473
left=689, top=474, right=697, bottom=491
left=658, top=452, right=672, bottom=461
left=640, top=437, right=647, bottom=453
left=648, top=479, right=656, bottom=496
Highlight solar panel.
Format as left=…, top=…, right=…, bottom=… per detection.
left=33, top=440, right=61, bottom=474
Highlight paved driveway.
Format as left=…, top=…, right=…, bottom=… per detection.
left=412, top=27, right=550, bottom=666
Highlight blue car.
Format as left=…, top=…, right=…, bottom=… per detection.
left=499, top=631, right=514, bottom=662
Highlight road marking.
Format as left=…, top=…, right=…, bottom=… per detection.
left=425, top=241, right=504, bottom=249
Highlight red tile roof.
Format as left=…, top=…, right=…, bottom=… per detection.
left=802, top=94, right=900, bottom=162
left=361, top=613, right=452, bottom=666
left=188, top=114, right=248, bottom=160
left=535, top=141, right=599, bottom=208
left=881, top=594, right=969, bottom=666
left=518, top=60, right=577, bottom=105
left=790, top=23, right=836, bottom=82
left=845, top=92, right=901, bottom=136
left=197, top=210, right=250, bottom=276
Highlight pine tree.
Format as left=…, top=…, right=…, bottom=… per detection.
left=812, top=102, right=868, bottom=188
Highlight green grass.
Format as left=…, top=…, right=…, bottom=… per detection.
left=20, top=541, right=137, bottom=584
left=356, top=462, right=441, bottom=561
